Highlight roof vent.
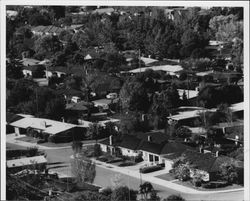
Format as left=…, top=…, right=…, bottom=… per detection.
left=148, top=135, right=152, bottom=142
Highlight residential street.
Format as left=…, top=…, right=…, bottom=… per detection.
left=7, top=142, right=243, bottom=201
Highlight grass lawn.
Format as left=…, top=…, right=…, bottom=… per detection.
left=173, top=180, right=243, bottom=191
left=156, top=172, right=176, bottom=181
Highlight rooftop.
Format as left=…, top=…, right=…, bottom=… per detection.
left=7, top=155, right=47, bottom=168
left=10, top=117, right=76, bottom=135
left=129, top=65, right=183, bottom=74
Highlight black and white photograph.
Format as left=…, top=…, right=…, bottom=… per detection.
left=1, top=1, right=249, bottom=201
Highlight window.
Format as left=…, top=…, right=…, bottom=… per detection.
left=155, top=156, right=159, bottom=162
left=149, top=154, right=154, bottom=162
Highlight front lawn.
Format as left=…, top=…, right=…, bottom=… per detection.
left=173, top=180, right=243, bottom=191
left=156, top=172, right=176, bottom=181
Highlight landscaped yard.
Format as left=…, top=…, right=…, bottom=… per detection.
left=156, top=172, right=176, bottom=181
left=173, top=180, right=244, bottom=191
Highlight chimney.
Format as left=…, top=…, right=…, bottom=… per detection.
left=215, top=151, right=219, bottom=157
left=148, top=135, right=152, bottom=142
left=109, top=135, right=113, bottom=146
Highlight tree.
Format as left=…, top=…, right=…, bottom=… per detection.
left=163, top=194, right=186, bottom=201
left=29, top=12, right=52, bottom=26
left=44, top=97, right=65, bottom=120
left=87, top=123, right=101, bottom=142
left=32, top=65, right=45, bottom=78
left=71, top=154, right=96, bottom=184
left=72, top=141, right=83, bottom=156
left=174, top=162, right=191, bottom=181
left=139, top=182, right=154, bottom=201
left=120, top=77, right=150, bottom=113
left=6, top=58, right=24, bottom=79
left=176, top=126, right=192, bottom=139
left=7, top=79, right=36, bottom=108
left=93, top=143, right=102, bottom=157
left=111, top=186, right=137, bottom=201
left=72, top=191, right=110, bottom=201
left=209, top=15, right=243, bottom=42
left=219, top=162, right=239, bottom=184
left=150, top=189, right=161, bottom=201
left=34, top=35, right=62, bottom=59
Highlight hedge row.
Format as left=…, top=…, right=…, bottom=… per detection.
left=140, top=165, right=162, bottom=174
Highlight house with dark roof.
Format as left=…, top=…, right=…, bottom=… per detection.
left=99, top=131, right=192, bottom=171
left=180, top=150, right=243, bottom=181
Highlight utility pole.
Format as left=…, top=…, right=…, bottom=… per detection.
left=139, top=49, right=141, bottom=73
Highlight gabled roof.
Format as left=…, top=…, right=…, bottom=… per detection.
left=138, top=141, right=165, bottom=155
left=160, top=141, right=190, bottom=155
left=181, top=150, right=242, bottom=173
left=119, top=135, right=142, bottom=150
left=66, top=101, right=89, bottom=111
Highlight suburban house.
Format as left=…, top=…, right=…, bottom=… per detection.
left=129, top=64, right=183, bottom=76
left=7, top=155, right=47, bottom=173
left=92, top=98, right=119, bottom=110
left=99, top=131, right=192, bottom=171
left=167, top=109, right=203, bottom=127
left=178, top=150, right=243, bottom=182
left=22, top=65, right=45, bottom=78
left=9, top=117, right=86, bottom=142
left=31, top=25, right=64, bottom=36
left=21, top=58, right=41, bottom=67
left=45, top=66, right=67, bottom=78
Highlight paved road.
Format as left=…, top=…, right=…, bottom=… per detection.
left=6, top=142, right=244, bottom=201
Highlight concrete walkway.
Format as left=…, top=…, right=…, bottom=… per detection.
left=90, top=158, right=244, bottom=195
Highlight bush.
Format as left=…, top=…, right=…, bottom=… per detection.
left=140, top=165, right=162, bottom=174
left=201, top=181, right=228, bottom=189
left=135, top=155, right=143, bottom=163
left=106, top=158, right=123, bottom=164
left=118, top=161, right=136, bottom=167
left=26, top=147, right=39, bottom=157
left=192, top=177, right=202, bottom=187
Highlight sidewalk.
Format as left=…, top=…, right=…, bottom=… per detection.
left=90, top=158, right=244, bottom=195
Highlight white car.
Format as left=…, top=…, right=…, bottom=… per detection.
left=106, top=93, right=118, bottom=99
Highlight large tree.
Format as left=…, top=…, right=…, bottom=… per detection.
left=120, top=77, right=151, bottom=113
left=111, top=186, right=137, bottom=201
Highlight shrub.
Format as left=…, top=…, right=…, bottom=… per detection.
left=192, top=177, right=202, bottom=187
left=118, top=161, right=136, bottom=167
left=26, top=146, right=39, bottom=157
left=201, top=181, right=228, bottom=189
left=107, top=158, right=123, bottom=164
left=140, top=165, right=162, bottom=174
left=135, top=155, right=143, bottom=163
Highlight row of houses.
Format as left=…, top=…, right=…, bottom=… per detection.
left=99, top=131, right=243, bottom=181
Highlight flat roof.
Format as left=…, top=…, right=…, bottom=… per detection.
left=10, top=117, right=76, bottom=134
left=7, top=155, right=47, bottom=168
left=129, top=65, right=183, bottom=74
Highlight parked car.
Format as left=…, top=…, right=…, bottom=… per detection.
left=106, top=93, right=118, bottom=99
